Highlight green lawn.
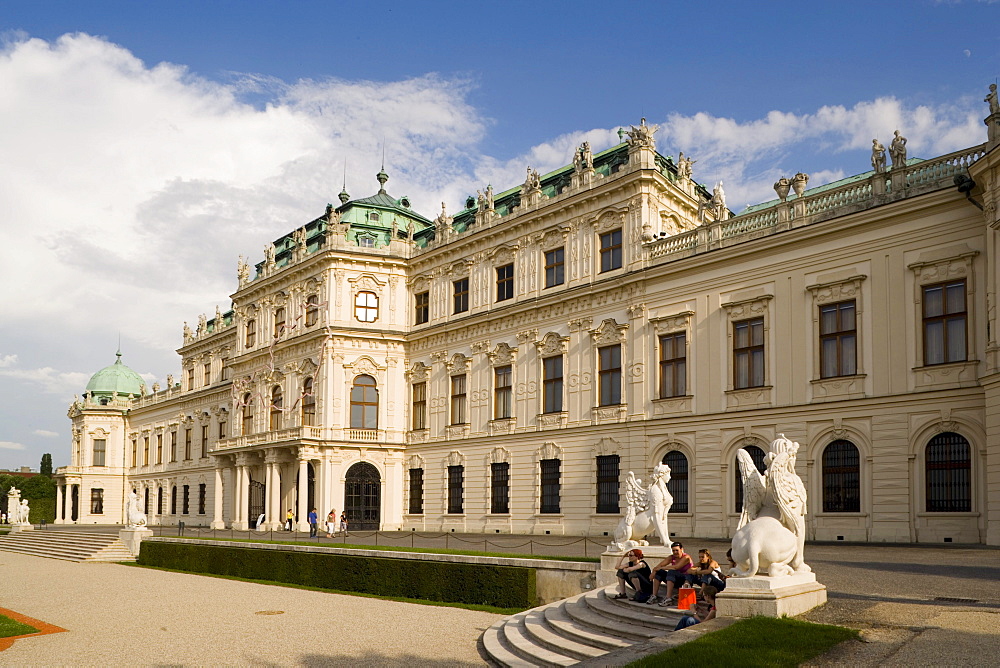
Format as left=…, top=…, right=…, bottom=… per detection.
left=0, top=614, right=38, bottom=639
left=626, top=616, right=858, bottom=667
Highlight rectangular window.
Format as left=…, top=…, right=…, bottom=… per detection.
left=131, top=439, right=137, bottom=467
left=305, top=295, right=319, bottom=327
left=219, top=421, right=227, bottom=439
left=543, top=356, right=563, bottom=413
left=91, top=488, right=104, bottom=514
left=447, top=465, right=464, bottom=514
left=450, top=374, right=467, bottom=425
left=923, top=280, right=967, bottom=365
left=491, top=462, right=510, bottom=514
left=93, top=439, right=106, bottom=467
left=198, top=483, right=206, bottom=514
left=415, top=291, right=429, bottom=325
left=156, top=434, right=163, bottom=464
left=596, top=454, right=621, bottom=513
left=408, top=468, right=424, bottom=514
left=544, top=247, right=565, bottom=288
left=496, top=263, right=514, bottom=301
left=453, top=278, right=469, bottom=314
left=494, top=365, right=513, bottom=419
left=659, top=332, right=687, bottom=398
left=182, top=485, right=190, bottom=515
left=733, top=317, right=765, bottom=389
left=204, top=363, right=211, bottom=385
left=221, top=359, right=230, bottom=381
left=184, top=428, right=192, bottom=460
left=187, top=367, right=195, bottom=389
left=245, top=319, right=256, bottom=347
left=600, top=229, right=623, bottom=272
left=540, top=459, right=561, bottom=514
left=598, top=344, right=622, bottom=406
left=170, top=487, right=177, bottom=515
left=157, top=487, right=163, bottom=515
left=201, top=425, right=209, bottom=458
left=143, top=437, right=149, bottom=466
left=411, top=382, right=427, bottom=430
left=170, top=431, right=177, bottom=462
left=274, top=306, right=286, bottom=337
left=820, top=301, right=857, bottom=378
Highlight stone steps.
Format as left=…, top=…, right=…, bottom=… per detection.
left=482, top=585, right=691, bottom=667
left=0, top=531, right=136, bottom=562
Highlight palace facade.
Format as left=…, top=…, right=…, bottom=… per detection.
left=56, top=93, right=1000, bottom=545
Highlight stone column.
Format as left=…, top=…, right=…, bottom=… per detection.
left=55, top=484, right=63, bottom=524
left=211, top=466, right=225, bottom=529
left=296, top=457, right=309, bottom=531
left=264, top=460, right=273, bottom=528
left=271, top=461, right=283, bottom=530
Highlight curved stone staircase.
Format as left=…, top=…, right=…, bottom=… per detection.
left=482, top=585, right=685, bottom=666
left=0, top=531, right=135, bottom=562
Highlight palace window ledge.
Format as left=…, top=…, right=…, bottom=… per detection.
left=489, top=417, right=516, bottom=435
left=590, top=512, right=621, bottom=518
left=724, top=386, right=773, bottom=410
left=666, top=511, right=693, bottom=518
left=814, top=511, right=869, bottom=518
left=486, top=513, right=512, bottom=518
left=403, top=513, right=424, bottom=517
left=916, top=511, right=980, bottom=518
left=651, top=395, right=693, bottom=416
left=533, top=513, right=564, bottom=518
left=443, top=513, right=466, bottom=518
left=536, top=412, right=568, bottom=429
left=445, top=424, right=470, bottom=439
left=406, top=429, right=429, bottom=444
left=810, top=374, right=866, bottom=401
left=591, top=404, right=627, bottom=424
left=911, top=360, right=981, bottom=390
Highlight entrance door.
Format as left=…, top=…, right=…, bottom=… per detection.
left=248, top=479, right=266, bottom=527
left=71, top=485, right=79, bottom=521
left=344, top=462, right=380, bottom=530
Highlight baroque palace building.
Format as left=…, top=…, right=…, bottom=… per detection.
left=56, top=89, right=1000, bottom=545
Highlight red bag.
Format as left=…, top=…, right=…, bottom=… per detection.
left=677, top=587, right=696, bottom=610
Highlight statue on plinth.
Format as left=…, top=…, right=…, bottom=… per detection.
left=871, top=139, right=886, bottom=173
left=125, top=489, right=147, bottom=528
left=16, top=499, right=29, bottom=525
left=986, top=83, right=999, bottom=116
left=609, top=463, right=672, bottom=550
left=889, top=130, right=907, bottom=169
left=625, top=117, right=658, bottom=148
left=730, top=434, right=810, bottom=577
left=677, top=152, right=695, bottom=181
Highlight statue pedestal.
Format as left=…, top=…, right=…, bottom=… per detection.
left=597, top=546, right=674, bottom=588
left=716, top=572, right=827, bottom=618
left=9, top=524, right=33, bottom=533
left=119, top=527, right=153, bottom=557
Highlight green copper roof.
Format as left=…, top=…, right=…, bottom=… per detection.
left=85, top=352, right=144, bottom=398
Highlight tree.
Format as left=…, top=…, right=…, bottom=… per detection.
left=40, top=453, right=53, bottom=476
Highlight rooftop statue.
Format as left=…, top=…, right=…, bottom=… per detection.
left=609, top=463, right=673, bottom=550
left=183, top=322, right=193, bottom=342
left=730, top=434, right=810, bottom=577
left=677, top=152, right=695, bottom=181
left=986, top=83, right=999, bottom=116
left=237, top=255, right=250, bottom=284
left=574, top=141, right=594, bottom=172
left=871, top=139, right=887, bottom=173
left=524, top=166, right=542, bottom=193
left=625, top=117, right=658, bottom=148
left=712, top=181, right=728, bottom=219
left=890, top=130, right=907, bottom=169
left=774, top=177, right=791, bottom=201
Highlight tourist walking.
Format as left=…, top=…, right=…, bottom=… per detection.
left=308, top=507, right=318, bottom=537
left=285, top=508, right=294, bottom=531
left=325, top=509, right=337, bottom=538
left=338, top=513, right=349, bottom=536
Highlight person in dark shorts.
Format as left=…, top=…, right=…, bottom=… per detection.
left=649, top=541, right=694, bottom=606
left=613, top=549, right=653, bottom=602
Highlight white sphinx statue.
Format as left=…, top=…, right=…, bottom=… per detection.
left=609, top=463, right=672, bottom=550
left=7, top=487, right=29, bottom=526
left=730, top=434, right=810, bottom=578
left=125, top=490, right=147, bottom=528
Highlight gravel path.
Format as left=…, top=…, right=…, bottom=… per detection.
left=0, top=551, right=500, bottom=666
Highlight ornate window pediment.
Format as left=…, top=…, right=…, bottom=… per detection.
left=534, top=332, right=569, bottom=356
left=590, top=318, right=628, bottom=345
left=807, top=274, right=866, bottom=305
left=595, top=437, right=621, bottom=456
left=650, top=310, right=694, bottom=335
left=488, top=342, right=517, bottom=365
left=488, top=447, right=511, bottom=464
left=406, top=361, right=431, bottom=382
left=445, top=353, right=471, bottom=374
left=538, top=441, right=562, bottom=460
left=491, top=245, right=517, bottom=266
left=595, top=208, right=626, bottom=232
left=447, top=450, right=465, bottom=467
left=344, top=355, right=382, bottom=377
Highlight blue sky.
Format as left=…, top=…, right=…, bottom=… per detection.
left=0, top=0, right=998, bottom=469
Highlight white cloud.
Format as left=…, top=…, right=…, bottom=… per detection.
left=0, top=366, right=92, bottom=396
left=0, top=354, right=16, bottom=368
left=32, top=430, right=59, bottom=438
left=0, top=442, right=26, bottom=451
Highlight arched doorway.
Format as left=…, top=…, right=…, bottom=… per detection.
left=344, top=462, right=380, bottom=530
left=248, top=473, right=266, bottom=528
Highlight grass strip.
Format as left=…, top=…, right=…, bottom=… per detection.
left=168, top=536, right=601, bottom=563
left=124, top=562, right=524, bottom=615
left=626, top=616, right=858, bottom=667
left=0, top=614, right=38, bottom=639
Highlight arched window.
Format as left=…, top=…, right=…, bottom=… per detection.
left=242, top=392, right=253, bottom=435
left=734, top=445, right=767, bottom=513
left=269, top=386, right=283, bottom=431
left=350, top=375, right=378, bottom=429
left=301, top=377, right=316, bottom=427
left=305, top=294, right=319, bottom=327
left=662, top=450, right=689, bottom=513
left=355, top=291, right=378, bottom=322
left=822, top=440, right=860, bottom=512
left=926, top=432, right=971, bottom=512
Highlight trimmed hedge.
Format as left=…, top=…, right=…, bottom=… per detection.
left=139, top=541, right=536, bottom=609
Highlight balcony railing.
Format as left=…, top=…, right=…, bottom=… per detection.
left=347, top=429, right=381, bottom=442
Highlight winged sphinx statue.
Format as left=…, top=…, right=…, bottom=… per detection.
left=609, top=463, right=672, bottom=551
left=730, top=434, right=810, bottom=577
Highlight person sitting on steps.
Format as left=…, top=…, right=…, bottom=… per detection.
left=613, top=549, right=653, bottom=601
left=673, top=586, right=718, bottom=630
left=689, top=548, right=727, bottom=593
left=649, top=541, right=694, bottom=606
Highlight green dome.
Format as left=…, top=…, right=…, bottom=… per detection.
left=85, top=352, right=144, bottom=398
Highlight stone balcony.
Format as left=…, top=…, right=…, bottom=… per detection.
left=213, top=425, right=390, bottom=451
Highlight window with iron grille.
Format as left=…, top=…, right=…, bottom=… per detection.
left=494, top=365, right=512, bottom=419
left=662, top=450, right=689, bottom=513
left=733, top=317, right=765, bottom=389
left=182, top=485, right=190, bottom=515
left=926, top=432, right=971, bottom=512
left=408, top=468, right=424, bottom=514
left=734, top=445, right=767, bottom=512
left=596, top=454, right=620, bottom=513
left=198, top=483, right=206, bottom=514
left=447, top=465, right=464, bottom=514
left=543, top=356, right=563, bottom=413
left=93, top=438, right=106, bottom=467
left=491, top=462, right=510, bottom=514
left=659, top=333, right=687, bottom=398
left=600, top=229, right=622, bottom=272
left=170, top=486, right=177, bottom=514
left=822, top=440, right=860, bottom=512
left=451, top=374, right=467, bottom=425
left=411, top=382, right=427, bottom=430
left=544, top=247, right=565, bottom=287
left=453, top=278, right=469, bottom=314
left=598, top=345, right=622, bottom=406
left=540, top=459, right=561, bottom=514
left=922, top=280, right=966, bottom=365
left=415, top=291, right=429, bottom=324
left=91, top=488, right=104, bottom=514
left=496, top=263, right=514, bottom=301
left=245, top=319, right=256, bottom=347
left=820, top=301, right=857, bottom=378
left=157, top=487, right=163, bottom=515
